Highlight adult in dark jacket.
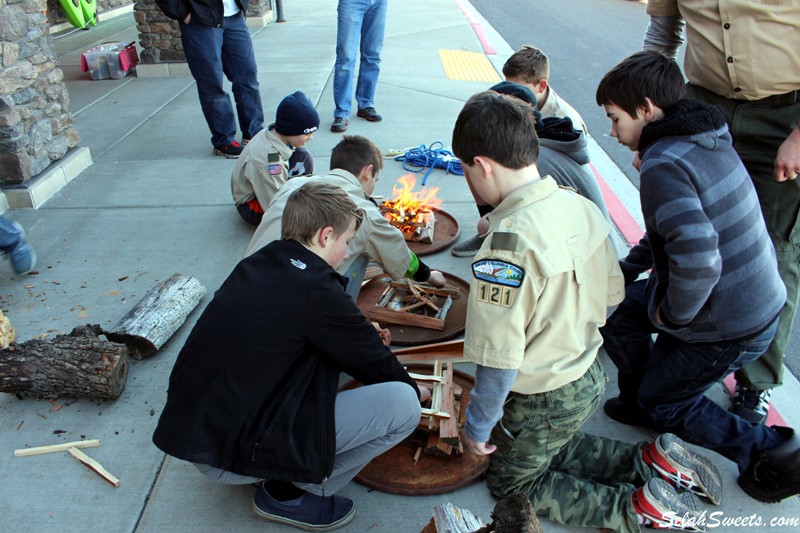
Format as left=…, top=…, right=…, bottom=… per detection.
left=154, top=0, right=264, bottom=158
left=153, top=181, right=425, bottom=531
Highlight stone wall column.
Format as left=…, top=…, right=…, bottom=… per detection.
left=0, top=0, right=80, bottom=183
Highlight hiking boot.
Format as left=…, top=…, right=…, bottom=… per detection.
left=331, top=117, right=348, bottom=133
left=631, top=478, right=706, bottom=531
left=738, top=426, right=800, bottom=503
left=356, top=107, right=382, bottom=122
left=213, top=140, right=244, bottom=159
left=730, top=385, right=771, bottom=424
left=252, top=481, right=355, bottom=531
left=644, top=433, right=722, bottom=505
left=451, top=234, right=485, bottom=257
left=6, top=221, right=36, bottom=275
left=603, top=397, right=650, bottom=426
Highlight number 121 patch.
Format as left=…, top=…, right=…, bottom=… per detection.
left=476, top=281, right=516, bottom=307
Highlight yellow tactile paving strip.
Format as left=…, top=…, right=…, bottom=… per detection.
left=438, top=49, right=501, bottom=83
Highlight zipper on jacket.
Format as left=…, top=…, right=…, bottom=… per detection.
left=321, top=476, right=328, bottom=497
left=251, top=442, right=259, bottom=462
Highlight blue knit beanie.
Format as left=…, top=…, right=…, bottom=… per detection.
left=275, top=91, right=320, bottom=136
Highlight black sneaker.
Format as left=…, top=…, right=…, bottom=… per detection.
left=356, top=107, right=382, bottom=122
left=738, top=426, right=800, bottom=503
left=631, top=478, right=706, bottom=531
left=331, top=117, right=348, bottom=133
left=603, top=397, right=650, bottom=426
left=730, top=385, right=771, bottom=423
left=213, top=140, right=244, bottom=159
left=252, top=481, right=355, bottom=531
left=451, top=234, right=485, bottom=257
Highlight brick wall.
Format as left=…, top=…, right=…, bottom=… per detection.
left=0, top=0, right=80, bottom=183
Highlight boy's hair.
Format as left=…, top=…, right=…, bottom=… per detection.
left=595, top=50, right=686, bottom=118
left=330, top=135, right=384, bottom=177
left=281, top=182, right=364, bottom=244
left=502, top=45, right=550, bottom=83
left=452, top=91, right=540, bottom=170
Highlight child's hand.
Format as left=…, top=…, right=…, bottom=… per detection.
left=427, top=270, right=446, bottom=287
left=462, top=432, right=496, bottom=456
left=371, top=322, right=392, bottom=346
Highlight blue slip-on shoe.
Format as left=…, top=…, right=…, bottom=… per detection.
left=7, top=222, right=36, bottom=274
left=252, top=481, right=355, bottom=531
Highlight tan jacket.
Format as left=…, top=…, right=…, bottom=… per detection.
left=463, top=177, right=624, bottom=394
left=647, top=0, right=800, bottom=100
left=231, top=128, right=293, bottom=208
left=245, top=169, right=413, bottom=280
left=539, top=86, right=588, bottom=134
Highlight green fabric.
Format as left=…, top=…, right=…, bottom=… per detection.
left=687, top=83, right=800, bottom=389
left=485, top=359, right=650, bottom=533
left=405, top=251, right=419, bottom=278
left=490, top=232, right=519, bottom=252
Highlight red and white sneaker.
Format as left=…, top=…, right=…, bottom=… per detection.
left=644, top=433, right=722, bottom=505
left=631, top=478, right=706, bottom=531
left=213, top=140, right=244, bottom=159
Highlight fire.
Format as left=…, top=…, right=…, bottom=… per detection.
left=381, top=174, right=441, bottom=242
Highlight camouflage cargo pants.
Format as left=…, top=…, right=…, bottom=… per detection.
left=485, top=358, right=652, bottom=533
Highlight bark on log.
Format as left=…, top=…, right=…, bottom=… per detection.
left=106, top=273, right=206, bottom=359
left=0, top=325, right=128, bottom=400
left=474, top=493, right=543, bottom=533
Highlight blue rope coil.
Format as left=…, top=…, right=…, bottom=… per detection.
left=394, top=142, right=463, bottom=186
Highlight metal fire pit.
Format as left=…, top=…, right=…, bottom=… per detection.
left=406, top=207, right=460, bottom=256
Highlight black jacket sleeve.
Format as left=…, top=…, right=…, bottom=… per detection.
left=154, top=0, right=189, bottom=21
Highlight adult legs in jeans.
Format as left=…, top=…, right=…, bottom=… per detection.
left=602, top=281, right=787, bottom=469
left=195, top=381, right=420, bottom=491
left=181, top=13, right=263, bottom=148
left=485, top=360, right=646, bottom=533
left=687, top=84, right=800, bottom=392
left=333, top=0, right=387, bottom=118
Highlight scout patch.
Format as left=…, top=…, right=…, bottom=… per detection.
left=269, top=164, right=282, bottom=175
left=472, top=260, right=524, bottom=308
left=267, top=152, right=280, bottom=163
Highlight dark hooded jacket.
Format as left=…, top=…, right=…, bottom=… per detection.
left=155, top=0, right=249, bottom=27
left=152, top=239, right=418, bottom=482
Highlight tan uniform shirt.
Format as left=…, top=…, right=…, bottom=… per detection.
left=231, top=128, right=293, bottom=207
left=539, top=86, right=588, bottom=134
left=463, top=177, right=624, bottom=394
left=647, top=0, right=800, bottom=100
left=244, top=169, right=413, bottom=280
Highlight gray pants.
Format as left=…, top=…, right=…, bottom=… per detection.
left=195, top=381, right=420, bottom=494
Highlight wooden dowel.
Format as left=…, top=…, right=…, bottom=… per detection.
left=14, top=439, right=101, bottom=457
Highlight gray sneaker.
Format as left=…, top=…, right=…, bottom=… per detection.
left=730, top=385, right=771, bottom=424
left=451, top=234, right=485, bottom=257
left=645, top=433, right=722, bottom=505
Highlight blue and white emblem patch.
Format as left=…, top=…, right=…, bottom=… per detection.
left=472, top=259, right=524, bottom=287
left=290, top=258, right=307, bottom=270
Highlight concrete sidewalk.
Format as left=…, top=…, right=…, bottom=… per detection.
left=1, top=1, right=799, bottom=531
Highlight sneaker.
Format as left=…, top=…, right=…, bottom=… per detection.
left=252, top=481, right=355, bottom=531
left=451, top=234, right=485, bottom=257
left=213, top=140, right=244, bottom=159
left=738, top=426, right=800, bottom=503
left=603, top=397, right=650, bottom=426
left=631, top=478, right=706, bottom=531
left=730, top=385, right=771, bottom=424
left=356, top=107, right=382, bottom=122
left=7, top=221, right=36, bottom=275
left=331, top=117, right=348, bottom=133
left=644, top=433, right=722, bottom=505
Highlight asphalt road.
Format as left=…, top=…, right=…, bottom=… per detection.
left=468, top=0, right=800, bottom=381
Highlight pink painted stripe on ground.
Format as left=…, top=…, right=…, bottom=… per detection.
left=453, top=0, right=497, bottom=55
left=589, top=162, right=644, bottom=246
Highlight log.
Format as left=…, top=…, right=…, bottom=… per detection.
left=474, top=493, right=543, bottom=533
left=430, top=502, right=486, bottom=532
left=106, top=273, right=206, bottom=359
left=0, top=325, right=128, bottom=400
left=368, top=307, right=445, bottom=331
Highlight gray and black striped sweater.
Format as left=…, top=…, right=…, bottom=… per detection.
left=630, top=98, right=785, bottom=342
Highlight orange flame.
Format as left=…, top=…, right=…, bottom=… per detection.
left=382, top=174, right=442, bottom=215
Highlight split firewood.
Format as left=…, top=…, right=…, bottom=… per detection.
left=0, top=309, right=15, bottom=349
left=413, top=446, right=423, bottom=464
left=14, top=439, right=101, bottom=457
left=394, top=340, right=465, bottom=363
left=473, top=493, right=543, bottom=533
left=106, top=273, right=206, bottom=359
left=368, top=307, right=445, bottom=330
left=388, top=280, right=461, bottom=298
left=422, top=502, right=485, bottom=533
left=425, top=430, right=453, bottom=456
left=0, top=325, right=128, bottom=400
left=68, top=447, right=120, bottom=488
left=428, top=361, right=443, bottom=431
left=439, top=363, right=460, bottom=447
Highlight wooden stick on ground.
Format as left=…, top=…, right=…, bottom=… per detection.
left=68, top=447, right=120, bottom=488
left=14, top=439, right=101, bottom=457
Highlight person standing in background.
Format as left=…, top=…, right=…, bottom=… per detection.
left=155, top=0, right=264, bottom=158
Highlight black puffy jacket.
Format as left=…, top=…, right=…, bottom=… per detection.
left=155, top=0, right=250, bottom=27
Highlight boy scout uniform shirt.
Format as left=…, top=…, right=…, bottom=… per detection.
left=464, top=177, right=624, bottom=395
left=244, top=169, right=413, bottom=280
left=231, top=128, right=293, bottom=208
left=538, top=86, right=588, bottom=134
left=647, top=0, right=800, bottom=100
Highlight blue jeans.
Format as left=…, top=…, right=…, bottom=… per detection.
left=0, top=216, right=23, bottom=252
left=181, top=12, right=264, bottom=147
left=601, top=280, right=786, bottom=470
left=333, top=0, right=388, bottom=118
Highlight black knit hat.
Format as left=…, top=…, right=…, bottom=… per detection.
left=275, top=91, right=320, bottom=136
left=489, top=81, right=544, bottom=128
